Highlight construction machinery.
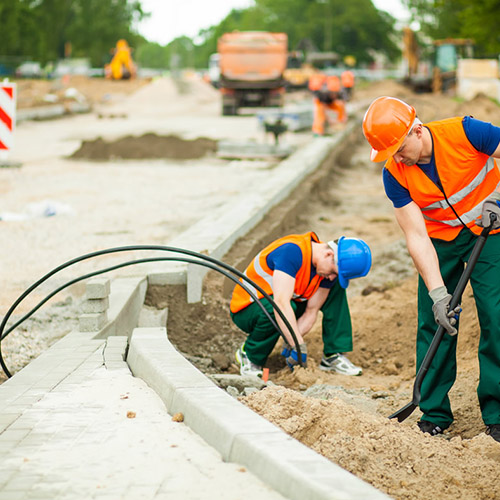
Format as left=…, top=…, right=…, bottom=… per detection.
left=402, top=28, right=474, bottom=93
left=217, top=31, right=288, bottom=116
left=432, top=38, right=474, bottom=92
left=105, top=39, right=136, bottom=80
left=283, top=51, right=320, bottom=90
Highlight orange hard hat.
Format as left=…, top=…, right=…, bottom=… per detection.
left=362, top=96, right=416, bottom=162
left=326, top=75, right=341, bottom=92
left=308, top=73, right=326, bottom=91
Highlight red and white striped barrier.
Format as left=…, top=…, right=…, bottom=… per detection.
left=0, top=82, right=16, bottom=157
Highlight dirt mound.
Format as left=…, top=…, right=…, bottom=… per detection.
left=15, top=76, right=150, bottom=109
left=243, top=385, right=500, bottom=500
left=70, top=133, right=218, bottom=160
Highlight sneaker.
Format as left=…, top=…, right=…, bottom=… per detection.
left=319, top=353, right=362, bottom=376
left=235, top=344, right=263, bottom=378
left=417, top=420, right=443, bottom=436
left=486, top=424, right=500, bottom=443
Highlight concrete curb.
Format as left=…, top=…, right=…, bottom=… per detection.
left=127, top=327, right=391, bottom=500
left=17, top=102, right=91, bottom=123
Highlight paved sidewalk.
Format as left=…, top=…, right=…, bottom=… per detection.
left=0, top=334, right=286, bottom=500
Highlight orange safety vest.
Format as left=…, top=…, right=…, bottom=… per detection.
left=230, top=232, right=324, bottom=313
left=386, top=117, right=500, bottom=241
left=341, top=70, right=354, bottom=88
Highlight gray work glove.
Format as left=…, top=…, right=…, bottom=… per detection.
left=429, top=286, right=461, bottom=336
left=477, top=192, right=500, bottom=229
left=286, top=343, right=307, bottom=370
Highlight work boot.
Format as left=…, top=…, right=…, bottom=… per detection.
left=319, top=353, right=362, bottom=376
left=417, top=420, right=443, bottom=436
left=235, top=344, right=263, bottom=378
left=486, top=424, right=500, bottom=443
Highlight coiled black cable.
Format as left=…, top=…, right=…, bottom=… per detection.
left=0, top=246, right=303, bottom=378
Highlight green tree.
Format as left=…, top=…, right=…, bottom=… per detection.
left=403, top=0, right=500, bottom=57
left=191, top=0, right=400, bottom=69
left=0, top=0, right=145, bottom=67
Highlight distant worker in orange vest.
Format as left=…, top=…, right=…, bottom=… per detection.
left=309, top=74, right=347, bottom=136
left=362, top=96, right=500, bottom=442
left=229, top=231, right=371, bottom=378
left=105, top=39, right=136, bottom=80
left=340, top=70, right=355, bottom=101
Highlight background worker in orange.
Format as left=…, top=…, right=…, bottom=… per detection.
left=362, top=96, right=500, bottom=443
left=309, top=74, right=346, bottom=136
left=340, top=70, right=355, bottom=101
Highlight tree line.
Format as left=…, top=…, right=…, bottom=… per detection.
left=0, top=0, right=145, bottom=69
left=404, top=0, right=500, bottom=58
left=1, top=0, right=498, bottom=73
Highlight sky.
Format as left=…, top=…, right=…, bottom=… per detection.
left=136, top=0, right=410, bottom=46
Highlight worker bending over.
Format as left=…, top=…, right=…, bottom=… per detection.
left=309, top=74, right=347, bottom=136
left=230, top=232, right=371, bottom=378
left=362, top=96, right=500, bottom=443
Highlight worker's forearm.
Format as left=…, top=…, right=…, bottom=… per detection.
left=296, top=308, right=319, bottom=337
left=406, top=233, right=444, bottom=292
left=274, top=300, right=304, bottom=345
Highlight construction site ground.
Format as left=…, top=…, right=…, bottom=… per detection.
left=1, top=75, right=500, bottom=500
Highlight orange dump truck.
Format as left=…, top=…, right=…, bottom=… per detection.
left=217, top=31, right=288, bottom=115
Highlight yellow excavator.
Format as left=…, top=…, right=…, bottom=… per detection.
left=105, top=39, right=136, bottom=80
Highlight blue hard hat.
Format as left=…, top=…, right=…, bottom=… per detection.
left=337, top=236, right=372, bottom=288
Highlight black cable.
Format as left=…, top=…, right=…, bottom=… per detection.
left=0, top=256, right=283, bottom=378
left=0, top=246, right=303, bottom=377
left=1, top=256, right=281, bottom=341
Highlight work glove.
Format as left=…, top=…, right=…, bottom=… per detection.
left=477, top=192, right=500, bottom=229
left=286, top=343, right=307, bottom=370
left=429, top=286, right=461, bottom=336
left=281, top=341, right=293, bottom=358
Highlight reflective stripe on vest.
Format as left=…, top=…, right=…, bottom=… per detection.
left=421, top=157, right=499, bottom=226
left=230, top=232, right=323, bottom=313
left=386, top=117, right=500, bottom=241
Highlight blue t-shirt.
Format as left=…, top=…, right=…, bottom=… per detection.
left=266, top=242, right=336, bottom=289
left=383, top=117, right=500, bottom=208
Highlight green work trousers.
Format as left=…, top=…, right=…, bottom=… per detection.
left=417, top=229, right=500, bottom=429
left=231, top=279, right=353, bottom=366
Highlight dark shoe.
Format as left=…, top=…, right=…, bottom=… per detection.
left=486, top=424, right=500, bottom=443
left=417, top=420, right=443, bottom=436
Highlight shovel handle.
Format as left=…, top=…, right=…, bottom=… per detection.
left=391, top=213, right=497, bottom=421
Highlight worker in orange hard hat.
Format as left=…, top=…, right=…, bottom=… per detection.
left=362, top=95, right=500, bottom=443
left=309, top=74, right=346, bottom=136
left=340, top=70, right=355, bottom=101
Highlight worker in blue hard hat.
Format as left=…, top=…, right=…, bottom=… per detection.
left=230, top=231, right=371, bottom=378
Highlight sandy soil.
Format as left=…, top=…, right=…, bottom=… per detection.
left=4, top=77, right=500, bottom=499
left=14, top=75, right=150, bottom=110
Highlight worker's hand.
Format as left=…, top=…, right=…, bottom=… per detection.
left=281, top=341, right=293, bottom=358
left=477, top=193, right=500, bottom=229
left=429, top=286, right=461, bottom=336
left=286, top=343, right=307, bottom=370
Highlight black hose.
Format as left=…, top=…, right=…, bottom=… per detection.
left=2, top=257, right=282, bottom=341
left=0, top=246, right=303, bottom=377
